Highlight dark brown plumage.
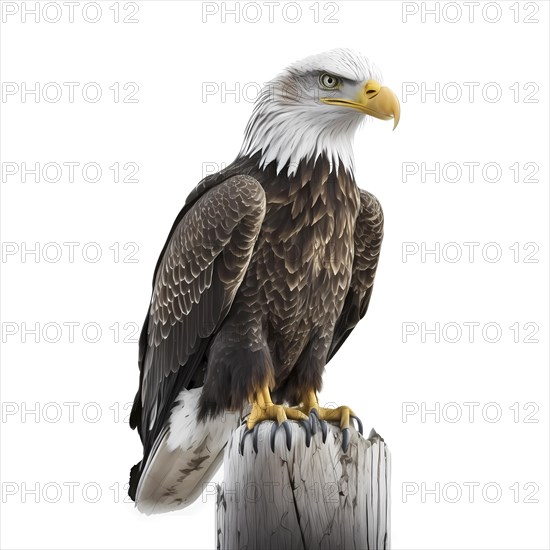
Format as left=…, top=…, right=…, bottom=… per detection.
left=129, top=151, right=383, bottom=500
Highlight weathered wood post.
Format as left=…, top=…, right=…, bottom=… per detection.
left=216, top=422, right=390, bottom=550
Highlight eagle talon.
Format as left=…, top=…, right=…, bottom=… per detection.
left=299, top=391, right=359, bottom=448
left=299, top=419, right=312, bottom=447
left=308, top=408, right=328, bottom=442
left=282, top=420, right=292, bottom=450
left=252, top=424, right=260, bottom=453
left=341, top=428, right=350, bottom=452
left=309, top=409, right=319, bottom=435
left=320, top=419, right=328, bottom=443
left=269, top=422, right=278, bottom=452
left=239, top=428, right=254, bottom=455
left=351, top=414, right=364, bottom=436
left=269, top=420, right=292, bottom=452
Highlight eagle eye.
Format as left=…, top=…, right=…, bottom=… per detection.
left=319, top=73, right=340, bottom=90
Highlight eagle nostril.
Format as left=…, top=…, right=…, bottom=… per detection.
left=366, top=89, right=377, bottom=95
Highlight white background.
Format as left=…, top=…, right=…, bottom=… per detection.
left=1, top=1, right=548, bottom=549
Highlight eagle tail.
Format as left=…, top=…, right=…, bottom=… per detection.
left=130, top=387, right=240, bottom=515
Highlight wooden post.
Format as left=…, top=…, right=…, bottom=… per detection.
left=216, top=422, right=390, bottom=550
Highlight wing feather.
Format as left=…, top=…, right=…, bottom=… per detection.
left=131, top=175, right=265, bottom=458
left=328, top=189, right=383, bottom=361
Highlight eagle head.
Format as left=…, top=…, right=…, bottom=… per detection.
left=240, top=48, right=400, bottom=177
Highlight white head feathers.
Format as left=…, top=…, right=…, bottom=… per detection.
left=239, top=48, right=383, bottom=177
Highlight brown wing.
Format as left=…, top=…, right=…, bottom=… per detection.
left=327, top=189, right=384, bottom=361
left=130, top=175, right=266, bottom=457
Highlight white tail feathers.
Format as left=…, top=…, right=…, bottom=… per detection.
left=135, top=387, right=240, bottom=515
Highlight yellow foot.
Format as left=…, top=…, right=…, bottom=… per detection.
left=300, top=390, right=364, bottom=451
left=240, top=385, right=308, bottom=454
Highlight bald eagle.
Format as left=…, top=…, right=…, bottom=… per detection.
left=129, top=48, right=400, bottom=514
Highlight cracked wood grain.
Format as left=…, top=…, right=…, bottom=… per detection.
left=216, top=422, right=390, bottom=550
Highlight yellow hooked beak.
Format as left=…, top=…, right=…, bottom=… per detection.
left=321, top=79, right=400, bottom=130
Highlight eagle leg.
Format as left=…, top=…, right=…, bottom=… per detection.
left=300, top=390, right=363, bottom=452
left=246, top=385, right=308, bottom=429
left=241, top=385, right=309, bottom=453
